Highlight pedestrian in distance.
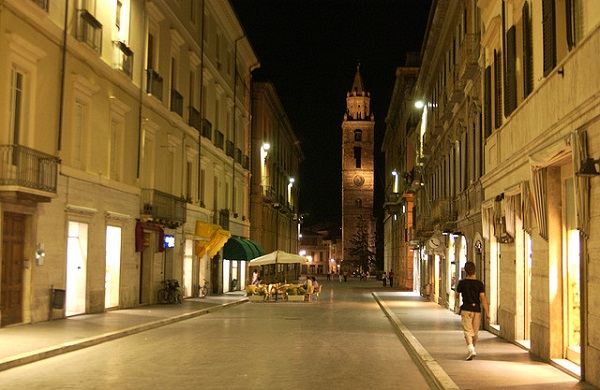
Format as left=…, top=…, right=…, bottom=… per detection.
left=455, top=261, right=490, bottom=361
left=388, top=269, right=394, bottom=288
left=382, top=272, right=387, bottom=287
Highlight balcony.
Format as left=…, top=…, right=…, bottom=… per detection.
left=188, top=107, right=201, bottom=131
left=457, top=33, right=480, bottom=83
left=113, top=41, right=133, bottom=78
left=235, top=148, right=242, bottom=164
left=0, top=145, right=60, bottom=202
left=263, top=186, right=276, bottom=203
left=146, top=69, right=163, bottom=100
left=214, top=130, right=224, bottom=150
left=170, top=89, right=183, bottom=117
left=31, top=0, right=49, bottom=11
left=225, top=140, right=234, bottom=158
left=431, top=198, right=457, bottom=226
left=76, top=9, right=102, bottom=53
left=383, top=192, right=403, bottom=214
left=141, top=189, right=186, bottom=228
left=214, top=209, right=229, bottom=230
left=201, top=119, right=212, bottom=140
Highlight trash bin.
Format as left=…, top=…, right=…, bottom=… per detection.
left=52, top=289, right=66, bottom=309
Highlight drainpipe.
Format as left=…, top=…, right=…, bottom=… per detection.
left=136, top=1, right=147, bottom=179
left=197, top=0, right=205, bottom=202
left=57, top=0, right=69, bottom=151
left=232, top=35, right=244, bottom=218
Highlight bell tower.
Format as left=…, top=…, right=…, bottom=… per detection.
left=341, top=65, right=375, bottom=268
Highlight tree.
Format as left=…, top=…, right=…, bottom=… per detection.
left=347, top=215, right=375, bottom=272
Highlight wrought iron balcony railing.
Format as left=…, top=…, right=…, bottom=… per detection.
left=214, top=130, right=224, bottom=150
left=31, top=0, right=49, bottom=11
left=188, top=107, right=201, bottom=131
left=146, top=69, right=163, bottom=100
left=0, top=144, right=59, bottom=195
left=201, top=119, right=212, bottom=140
left=141, top=188, right=186, bottom=227
left=214, top=209, right=229, bottom=230
left=113, top=41, right=133, bottom=78
left=170, top=89, right=183, bottom=117
left=225, top=141, right=234, bottom=158
left=77, top=9, right=102, bottom=53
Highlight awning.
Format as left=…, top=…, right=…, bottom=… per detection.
left=223, top=237, right=266, bottom=261
left=195, top=222, right=231, bottom=258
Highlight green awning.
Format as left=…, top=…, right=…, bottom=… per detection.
left=223, top=237, right=266, bottom=261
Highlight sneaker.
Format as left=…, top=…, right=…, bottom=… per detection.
left=466, top=349, right=474, bottom=360
left=466, top=346, right=476, bottom=361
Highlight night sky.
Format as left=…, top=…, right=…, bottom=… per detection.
left=230, top=0, right=432, bottom=229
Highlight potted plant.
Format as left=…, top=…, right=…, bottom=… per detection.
left=287, top=286, right=305, bottom=302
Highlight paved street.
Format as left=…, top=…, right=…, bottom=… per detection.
left=0, top=279, right=432, bottom=390
left=0, top=277, right=594, bottom=390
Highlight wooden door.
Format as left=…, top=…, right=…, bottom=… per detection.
left=2, top=212, right=25, bottom=326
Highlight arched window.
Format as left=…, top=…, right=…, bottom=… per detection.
left=354, top=129, right=362, bottom=141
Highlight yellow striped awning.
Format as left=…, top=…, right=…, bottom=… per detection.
left=195, top=222, right=231, bottom=258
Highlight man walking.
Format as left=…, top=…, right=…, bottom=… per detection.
left=456, top=261, right=490, bottom=360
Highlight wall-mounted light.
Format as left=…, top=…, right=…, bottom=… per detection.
left=452, top=232, right=463, bottom=238
left=392, top=169, right=399, bottom=193
left=414, top=100, right=425, bottom=109
left=36, top=243, right=46, bottom=266
left=576, top=157, right=600, bottom=177
left=262, top=143, right=270, bottom=152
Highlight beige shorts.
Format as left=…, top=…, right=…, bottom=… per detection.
left=461, top=311, right=482, bottom=341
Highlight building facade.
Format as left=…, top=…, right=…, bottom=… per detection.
left=0, top=0, right=258, bottom=326
left=341, top=66, right=375, bottom=273
left=384, top=0, right=600, bottom=385
left=382, top=57, right=420, bottom=291
left=249, top=79, right=303, bottom=283
left=298, top=226, right=335, bottom=276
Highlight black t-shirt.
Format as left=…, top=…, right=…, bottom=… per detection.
left=456, top=278, right=484, bottom=312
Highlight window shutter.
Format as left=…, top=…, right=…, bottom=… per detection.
left=484, top=66, right=492, bottom=138
left=494, top=50, right=503, bottom=129
left=505, top=26, right=517, bottom=117
left=522, top=2, right=534, bottom=97
left=542, top=0, right=556, bottom=76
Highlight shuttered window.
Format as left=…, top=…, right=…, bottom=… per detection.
left=505, top=26, right=517, bottom=117
left=542, top=0, right=556, bottom=77
left=494, top=50, right=502, bottom=129
left=522, top=2, right=534, bottom=98
left=484, top=66, right=492, bottom=138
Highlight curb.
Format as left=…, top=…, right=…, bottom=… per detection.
left=373, top=292, right=459, bottom=390
left=0, top=298, right=248, bottom=372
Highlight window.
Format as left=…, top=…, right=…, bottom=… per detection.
left=110, top=120, right=120, bottom=180
left=354, top=129, right=362, bottom=141
left=504, top=26, right=517, bottom=117
left=542, top=0, right=556, bottom=76
left=9, top=69, right=24, bottom=145
left=116, top=0, right=122, bottom=30
left=354, top=147, right=362, bottom=168
left=522, top=1, right=534, bottom=98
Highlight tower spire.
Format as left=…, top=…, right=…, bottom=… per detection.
left=351, top=63, right=364, bottom=94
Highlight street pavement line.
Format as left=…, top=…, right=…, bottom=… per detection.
left=373, top=292, right=459, bottom=390
left=0, top=299, right=247, bottom=372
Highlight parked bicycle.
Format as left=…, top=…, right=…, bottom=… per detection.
left=158, top=279, right=182, bottom=304
left=198, top=279, right=209, bottom=298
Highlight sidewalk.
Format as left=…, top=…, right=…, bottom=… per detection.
left=0, top=283, right=596, bottom=389
left=374, top=290, right=595, bottom=390
left=0, top=293, right=247, bottom=372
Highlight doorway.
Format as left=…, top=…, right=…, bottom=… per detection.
left=66, top=221, right=88, bottom=316
left=105, top=226, right=122, bottom=309
left=1, top=212, right=25, bottom=326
